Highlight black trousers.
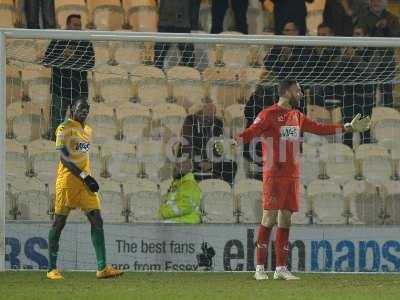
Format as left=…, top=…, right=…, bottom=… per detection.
left=154, top=26, right=195, bottom=69
left=25, top=0, right=56, bottom=29
left=211, top=0, right=249, bottom=34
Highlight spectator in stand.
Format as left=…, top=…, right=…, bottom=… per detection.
left=309, top=23, right=345, bottom=109
left=158, top=160, right=202, bottom=224
left=211, top=0, right=249, bottom=34
left=42, top=15, right=95, bottom=140
left=357, top=0, right=400, bottom=107
left=341, top=24, right=375, bottom=147
left=154, top=0, right=196, bottom=69
left=264, top=21, right=312, bottom=111
left=323, top=0, right=369, bottom=36
left=261, top=0, right=313, bottom=35
left=179, top=102, right=237, bottom=185
left=25, top=0, right=56, bottom=29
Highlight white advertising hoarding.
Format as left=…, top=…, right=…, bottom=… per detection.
left=5, top=223, right=400, bottom=272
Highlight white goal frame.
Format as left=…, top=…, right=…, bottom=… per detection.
left=0, top=28, right=399, bottom=272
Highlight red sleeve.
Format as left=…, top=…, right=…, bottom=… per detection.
left=238, top=110, right=271, bottom=144
left=301, top=115, right=344, bottom=135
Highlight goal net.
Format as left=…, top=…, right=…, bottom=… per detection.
left=2, top=29, right=400, bottom=273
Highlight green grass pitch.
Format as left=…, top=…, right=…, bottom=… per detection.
left=1, top=272, right=400, bottom=300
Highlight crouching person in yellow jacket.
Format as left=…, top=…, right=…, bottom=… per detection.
left=159, top=160, right=202, bottom=224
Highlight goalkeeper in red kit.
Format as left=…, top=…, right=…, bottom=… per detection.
left=234, top=79, right=370, bottom=280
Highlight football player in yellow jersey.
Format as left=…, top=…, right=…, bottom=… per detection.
left=47, top=99, right=123, bottom=280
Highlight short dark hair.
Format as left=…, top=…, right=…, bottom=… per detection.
left=318, top=23, right=332, bottom=32
left=283, top=21, right=299, bottom=31
left=279, top=79, right=298, bottom=96
left=66, top=14, right=81, bottom=25
left=353, top=24, right=368, bottom=35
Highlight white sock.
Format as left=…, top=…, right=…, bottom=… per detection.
left=276, top=266, right=286, bottom=272
left=256, top=265, right=265, bottom=272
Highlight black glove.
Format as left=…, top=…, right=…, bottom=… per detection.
left=83, top=175, right=99, bottom=193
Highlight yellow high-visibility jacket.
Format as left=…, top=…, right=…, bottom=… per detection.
left=159, top=173, right=201, bottom=224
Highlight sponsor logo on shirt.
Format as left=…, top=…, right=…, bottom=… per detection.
left=75, top=142, right=90, bottom=153
left=280, top=126, right=300, bottom=140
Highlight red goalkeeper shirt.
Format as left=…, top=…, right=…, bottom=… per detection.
left=238, top=104, right=344, bottom=178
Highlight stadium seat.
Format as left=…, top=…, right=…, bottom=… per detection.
left=6, top=65, right=22, bottom=106
left=98, top=179, right=127, bottom=223
left=151, top=103, right=186, bottom=139
left=292, top=185, right=311, bottom=225
left=387, top=0, right=400, bottom=17
left=130, top=65, right=168, bottom=107
left=102, top=141, right=139, bottom=183
left=319, top=143, right=355, bottom=184
left=112, top=41, right=145, bottom=72
left=207, top=32, right=249, bottom=68
left=0, top=0, right=15, bottom=27
left=126, top=178, right=160, bottom=223
left=28, top=139, right=58, bottom=185
left=166, top=66, right=204, bottom=109
left=234, top=178, right=262, bottom=223
left=116, top=103, right=151, bottom=144
left=199, top=179, right=235, bottom=223
left=308, top=179, right=344, bottom=224
left=89, top=144, right=106, bottom=180
left=123, top=0, right=158, bottom=32
left=224, top=104, right=245, bottom=137
left=239, top=67, right=268, bottom=96
left=5, top=139, right=29, bottom=179
left=355, top=144, right=392, bottom=184
left=381, top=180, right=400, bottom=225
left=7, top=39, right=38, bottom=64
left=94, top=66, right=131, bottom=106
left=54, top=0, right=88, bottom=29
left=6, top=101, right=47, bottom=143
left=202, top=66, right=242, bottom=109
left=7, top=177, right=52, bottom=221
left=304, top=105, right=341, bottom=146
left=343, top=179, right=381, bottom=225
left=371, top=107, right=400, bottom=145
left=300, top=143, right=320, bottom=185
left=87, top=0, right=124, bottom=30
left=92, top=41, right=111, bottom=67
left=136, top=140, right=166, bottom=181
left=86, top=102, right=118, bottom=144
left=21, top=66, right=51, bottom=106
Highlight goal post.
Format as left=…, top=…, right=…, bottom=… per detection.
left=1, top=28, right=400, bottom=272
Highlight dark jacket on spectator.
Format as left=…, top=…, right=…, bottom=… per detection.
left=271, top=0, right=313, bottom=35
left=357, top=8, right=400, bottom=37
left=180, top=114, right=224, bottom=161
left=323, top=0, right=368, bottom=36
left=158, top=0, right=192, bottom=29
left=42, top=40, right=95, bottom=99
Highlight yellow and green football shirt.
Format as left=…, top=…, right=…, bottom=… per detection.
left=55, top=118, right=92, bottom=188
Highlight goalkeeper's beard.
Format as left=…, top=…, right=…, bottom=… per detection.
left=289, top=97, right=299, bottom=108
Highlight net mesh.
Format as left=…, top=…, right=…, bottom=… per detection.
left=4, top=33, right=400, bottom=271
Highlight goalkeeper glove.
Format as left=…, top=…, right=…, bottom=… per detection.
left=344, top=113, right=371, bottom=133
left=80, top=172, right=99, bottom=193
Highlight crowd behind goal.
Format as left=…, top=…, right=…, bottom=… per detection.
left=3, top=0, right=400, bottom=226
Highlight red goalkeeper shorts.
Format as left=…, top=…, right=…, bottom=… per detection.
left=263, top=176, right=300, bottom=212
